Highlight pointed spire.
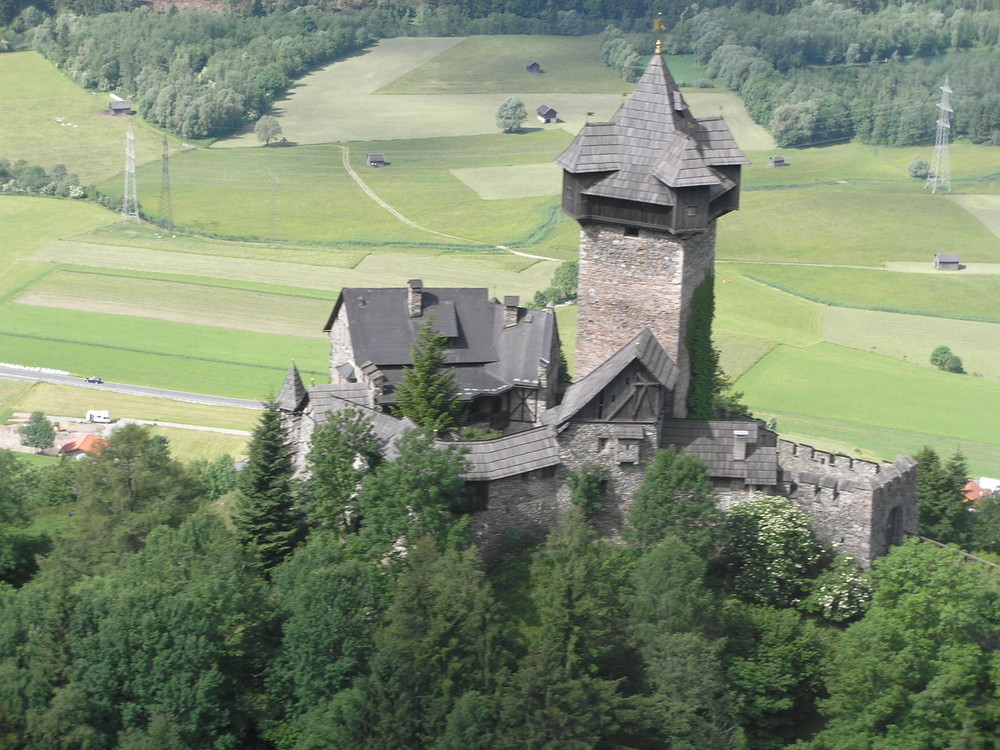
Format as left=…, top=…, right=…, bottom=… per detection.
left=277, top=362, right=307, bottom=412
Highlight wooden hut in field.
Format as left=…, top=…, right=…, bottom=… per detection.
left=934, top=253, right=960, bottom=270
left=536, top=105, right=557, bottom=123
left=526, top=61, right=541, bottom=74
left=367, top=153, right=386, bottom=167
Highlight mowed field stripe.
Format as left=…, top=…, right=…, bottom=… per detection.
left=15, top=271, right=331, bottom=338
left=33, top=241, right=560, bottom=300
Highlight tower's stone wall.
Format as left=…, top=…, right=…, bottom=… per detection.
left=575, top=222, right=716, bottom=416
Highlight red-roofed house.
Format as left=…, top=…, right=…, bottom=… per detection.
left=59, top=435, right=108, bottom=459
left=963, top=480, right=991, bottom=503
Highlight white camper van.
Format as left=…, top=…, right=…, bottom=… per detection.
left=86, top=410, right=111, bottom=424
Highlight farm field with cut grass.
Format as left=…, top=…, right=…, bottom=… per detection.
left=735, top=343, right=1000, bottom=475
left=6, top=382, right=259, bottom=430
left=727, top=263, right=1000, bottom=322
left=822, top=307, right=1000, bottom=380
left=718, top=179, right=1000, bottom=265
left=0, top=52, right=180, bottom=183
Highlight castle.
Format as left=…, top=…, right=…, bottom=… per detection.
left=279, top=47, right=917, bottom=566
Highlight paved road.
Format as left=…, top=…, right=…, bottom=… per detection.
left=0, top=366, right=263, bottom=411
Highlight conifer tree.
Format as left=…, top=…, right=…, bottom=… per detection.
left=395, top=319, right=464, bottom=435
left=234, top=403, right=301, bottom=570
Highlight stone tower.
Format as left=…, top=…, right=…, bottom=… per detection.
left=556, top=45, right=748, bottom=416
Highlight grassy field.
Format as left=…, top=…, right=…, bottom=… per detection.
left=735, top=343, right=1000, bottom=475
left=719, top=180, right=1000, bottom=266
left=0, top=52, right=181, bottom=183
left=726, top=263, right=1000, bottom=322
left=9, top=383, right=259, bottom=430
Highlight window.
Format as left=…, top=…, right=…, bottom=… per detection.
left=454, top=482, right=489, bottom=513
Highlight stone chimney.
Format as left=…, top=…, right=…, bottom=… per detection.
left=503, top=295, right=519, bottom=328
left=407, top=279, right=423, bottom=318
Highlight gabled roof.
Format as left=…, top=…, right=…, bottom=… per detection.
left=544, top=329, right=676, bottom=426
left=303, top=388, right=416, bottom=460
left=59, top=435, right=108, bottom=456
left=326, top=287, right=558, bottom=404
left=555, top=51, right=748, bottom=206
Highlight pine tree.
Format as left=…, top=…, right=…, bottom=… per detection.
left=916, top=446, right=972, bottom=546
left=395, top=319, right=464, bottom=434
left=234, top=403, right=301, bottom=570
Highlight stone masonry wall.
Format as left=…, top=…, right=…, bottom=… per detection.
left=575, top=222, right=716, bottom=417
left=776, top=441, right=917, bottom=565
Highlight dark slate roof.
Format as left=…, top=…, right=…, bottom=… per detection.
left=544, top=329, right=676, bottom=427
left=304, top=386, right=415, bottom=459
left=537, top=105, right=556, bottom=116
left=325, top=287, right=498, bottom=366
left=276, top=363, right=308, bottom=412
left=326, top=288, right=558, bottom=404
left=661, top=418, right=778, bottom=485
left=555, top=51, right=748, bottom=205
left=935, top=253, right=960, bottom=262
left=457, top=426, right=561, bottom=481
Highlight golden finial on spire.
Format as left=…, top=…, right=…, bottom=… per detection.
left=655, top=38, right=662, bottom=55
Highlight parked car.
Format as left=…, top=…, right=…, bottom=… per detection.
left=85, top=376, right=103, bottom=384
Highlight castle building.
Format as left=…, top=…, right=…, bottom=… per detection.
left=279, top=47, right=917, bottom=566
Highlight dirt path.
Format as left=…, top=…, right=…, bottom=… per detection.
left=337, top=145, right=560, bottom=262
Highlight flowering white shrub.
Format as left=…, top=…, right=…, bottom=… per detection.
left=723, top=495, right=826, bottom=608
left=801, top=555, right=872, bottom=622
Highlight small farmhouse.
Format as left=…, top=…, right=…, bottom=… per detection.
left=367, top=153, right=386, bottom=167
left=59, top=435, right=108, bottom=459
left=769, top=155, right=788, bottom=167
left=525, top=60, right=541, bottom=74
left=934, top=252, right=960, bottom=270
left=109, top=100, right=133, bottom=115
left=536, top=105, right=558, bottom=124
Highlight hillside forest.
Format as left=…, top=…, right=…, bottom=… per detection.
left=0, top=0, right=996, bottom=143
left=2, top=408, right=1000, bottom=749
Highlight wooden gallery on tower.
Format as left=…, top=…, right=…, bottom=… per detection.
left=279, top=46, right=917, bottom=566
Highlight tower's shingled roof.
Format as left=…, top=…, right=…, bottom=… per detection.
left=555, top=51, right=748, bottom=206
left=277, top=363, right=308, bottom=412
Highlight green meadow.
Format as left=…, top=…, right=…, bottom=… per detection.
left=2, top=36, right=1000, bottom=472
left=735, top=344, right=1000, bottom=475
left=0, top=52, right=181, bottom=183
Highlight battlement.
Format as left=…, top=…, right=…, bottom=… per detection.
left=776, top=440, right=917, bottom=564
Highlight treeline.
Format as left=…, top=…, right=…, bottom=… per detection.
left=678, top=4, right=1000, bottom=146
left=1, top=409, right=999, bottom=748
left=0, top=158, right=90, bottom=198
left=22, top=5, right=410, bottom=138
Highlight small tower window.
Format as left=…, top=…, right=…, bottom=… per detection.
left=685, top=205, right=698, bottom=218
left=623, top=226, right=639, bottom=237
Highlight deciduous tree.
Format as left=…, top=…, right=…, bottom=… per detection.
left=18, top=412, right=54, bottom=452
left=624, top=447, right=719, bottom=555
left=495, top=97, right=528, bottom=133
left=302, top=408, right=379, bottom=531
left=255, top=114, right=282, bottom=145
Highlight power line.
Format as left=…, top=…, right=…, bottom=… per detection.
left=159, top=136, right=173, bottom=228
left=121, top=124, right=140, bottom=225
left=925, top=77, right=953, bottom=194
